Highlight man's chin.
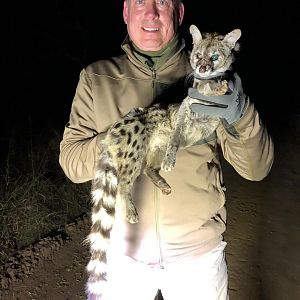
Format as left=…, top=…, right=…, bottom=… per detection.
left=137, top=40, right=165, bottom=51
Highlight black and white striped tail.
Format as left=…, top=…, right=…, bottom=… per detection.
left=85, top=151, right=118, bottom=299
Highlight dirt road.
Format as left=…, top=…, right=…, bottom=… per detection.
left=1, top=130, right=300, bottom=300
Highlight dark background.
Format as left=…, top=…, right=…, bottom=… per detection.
left=1, top=2, right=300, bottom=297
left=2, top=0, right=299, bottom=158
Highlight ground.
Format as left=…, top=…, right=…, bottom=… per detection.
left=1, top=117, right=300, bottom=300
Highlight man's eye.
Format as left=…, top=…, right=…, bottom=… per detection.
left=156, top=0, right=169, bottom=6
left=136, top=0, right=145, bottom=5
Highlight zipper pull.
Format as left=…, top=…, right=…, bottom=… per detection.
left=145, top=59, right=154, bottom=69
left=145, top=59, right=156, bottom=91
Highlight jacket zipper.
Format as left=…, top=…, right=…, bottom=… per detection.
left=154, top=185, right=164, bottom=269
left=151, top=68, right=156, bottom=100
left=151, top=67, right=163, bottom=268
left=146, top=63, right=162, bottom=267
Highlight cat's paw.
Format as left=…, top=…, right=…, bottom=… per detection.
left=126, top=107, right=145, bottom=117
left=161, top=185, right=171, bottom=195
left=126, top=203, right=139, bottom=224
left=161, top=155, right=176, bottom=172
left=215, top=80, right=229, bottom=95
left=161, top=146, right=178, bottom=172
left=127, top=212, right=139, bottom=224
left=155, top=179, right=171, bottom=195
left=126, top=214, right=139, bottom=224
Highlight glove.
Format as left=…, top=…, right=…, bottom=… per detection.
left=189, top=73, right=247, bottom=124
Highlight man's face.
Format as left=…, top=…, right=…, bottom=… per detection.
left=123, top=0, right=184, bottom=51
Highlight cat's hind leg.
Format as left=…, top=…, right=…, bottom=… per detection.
left=125, top=194, right=139, bottom=224
left=118, top=182, right=139, bottom=224
left=145, top=143, right=172, bottom=194
left=124, top=193, right=139, bottom=224
left=145, top=167, right=171, bottom=195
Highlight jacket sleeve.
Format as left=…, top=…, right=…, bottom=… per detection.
left=59, top=69, right=106, bottom=183
left=216, top=99, right=274, bottom=181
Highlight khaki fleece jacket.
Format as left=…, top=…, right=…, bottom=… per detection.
left=59, top=37, right=274, bottom=266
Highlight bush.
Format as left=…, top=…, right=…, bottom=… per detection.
left=0, top=130, right=91, bottom=267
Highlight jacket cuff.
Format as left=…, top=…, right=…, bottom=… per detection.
left=220, top=98, right=255, bottom=138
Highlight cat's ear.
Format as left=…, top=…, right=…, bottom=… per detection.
left=223, top=29, right=242, bottom=50
left=189, top=25, right=202, bottom=44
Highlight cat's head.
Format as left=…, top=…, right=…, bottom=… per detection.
left=189, top=25, right=241, bottom=78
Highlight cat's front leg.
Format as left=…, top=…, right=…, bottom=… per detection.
left=161, top=102, right=187, bottom=172
left=161, top=124, right=184, bottom=172
left=161, top=144, right=178, bottom=172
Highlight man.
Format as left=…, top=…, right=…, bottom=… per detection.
left=59, top=0, right=274, bottom=299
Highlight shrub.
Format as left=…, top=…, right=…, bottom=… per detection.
left=0, top=130, right=91, bottom=267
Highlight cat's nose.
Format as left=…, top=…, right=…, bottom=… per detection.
left=199, top=66, right=207, bottom=73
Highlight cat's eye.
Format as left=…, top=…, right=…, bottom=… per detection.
left=211, top=54, right=219, bottom=61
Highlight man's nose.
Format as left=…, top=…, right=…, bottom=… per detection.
left=144, top=1, right=159, bottom=18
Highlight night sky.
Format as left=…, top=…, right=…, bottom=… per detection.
left=3, top=0, right=299, bottom=153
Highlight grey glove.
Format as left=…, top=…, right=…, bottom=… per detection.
left=189, top=73, right=247, bottom=124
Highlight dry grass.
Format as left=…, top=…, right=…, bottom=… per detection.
left=0, top=131, right=91, bottom=267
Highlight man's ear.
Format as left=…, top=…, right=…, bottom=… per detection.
left=123, top=0, right=128, bottom=24
left=178, top=3, right=185, bottom=25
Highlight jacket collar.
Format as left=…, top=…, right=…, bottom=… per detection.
left=121, top=35, right=186, bottom=72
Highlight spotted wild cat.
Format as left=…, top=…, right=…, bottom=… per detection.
left=85, top=24, right=241, bottom=299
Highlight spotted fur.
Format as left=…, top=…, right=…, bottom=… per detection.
left=85, top=25, right=241, bottom=299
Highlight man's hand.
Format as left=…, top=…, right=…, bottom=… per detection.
left=189, top=73, right=247, bottom=124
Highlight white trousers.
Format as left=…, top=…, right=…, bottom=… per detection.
left=105, top=241, right=229, bottom=300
